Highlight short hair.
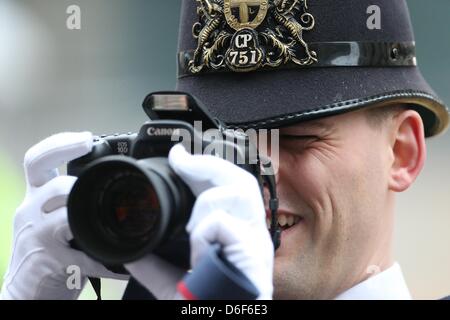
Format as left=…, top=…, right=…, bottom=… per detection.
left=364, top=104, right=407, bottom=129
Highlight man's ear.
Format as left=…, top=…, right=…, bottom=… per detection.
left=388, top=110, right=426, bottom=192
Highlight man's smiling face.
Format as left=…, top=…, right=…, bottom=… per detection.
left=262, top=105, right=426, bottom=299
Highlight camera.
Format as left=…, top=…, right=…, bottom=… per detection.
left=67, top=92, right=278, bottom=271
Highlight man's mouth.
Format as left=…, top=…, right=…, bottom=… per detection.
left=266, top=210, right=302, bottom=231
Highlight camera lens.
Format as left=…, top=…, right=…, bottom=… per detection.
left=68, top=156, right=193, bottom=266
left=98, top=171, right=160, bottom=242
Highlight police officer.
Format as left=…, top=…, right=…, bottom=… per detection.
left=1, top=0, right=449, bottom=300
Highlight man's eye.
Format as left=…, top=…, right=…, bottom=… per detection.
left=280, top=135, right=319, bottom=149
left=280, top=135, right=318, bottom=141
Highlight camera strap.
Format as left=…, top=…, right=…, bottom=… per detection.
left=260, top=157, right=281, bottom=251
left=89, top=277, right=102, bottom=301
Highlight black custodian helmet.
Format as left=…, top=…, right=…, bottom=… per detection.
left=176, top=0, right=449, bottom=137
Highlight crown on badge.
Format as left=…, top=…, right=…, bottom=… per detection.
left=186, top=0, right=318, bottom=74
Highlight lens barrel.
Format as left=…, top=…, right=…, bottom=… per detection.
left=68, top=156, right=193, bottom=266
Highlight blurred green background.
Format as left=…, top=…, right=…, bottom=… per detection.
left=0, top=0, right=449, bottom=299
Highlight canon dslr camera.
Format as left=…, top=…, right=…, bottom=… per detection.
left=67, top=92, right=278, bottom=271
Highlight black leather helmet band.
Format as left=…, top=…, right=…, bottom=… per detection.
left=178, top=41, right=416, bottom=78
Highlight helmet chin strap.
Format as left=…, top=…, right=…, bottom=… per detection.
left=261, top=158, right=281, bottom=251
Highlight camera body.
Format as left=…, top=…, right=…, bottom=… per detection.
left=67, top=92, right=263, bottom=270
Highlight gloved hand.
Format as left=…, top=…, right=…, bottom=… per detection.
left=0, top=132, right=128, bottom=300
left=126, top=144, right=274, bottom=300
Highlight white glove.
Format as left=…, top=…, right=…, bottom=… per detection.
left=125, top=254, right=185, bottom=300
left=0, top=132, right=128, bottom=300
left=126, top=144, right=274, bottom=300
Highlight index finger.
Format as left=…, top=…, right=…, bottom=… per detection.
left=24, top=132, right=93, bottom=187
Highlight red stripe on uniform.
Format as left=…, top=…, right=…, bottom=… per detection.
left=177, top=281, right=198, bottom=300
